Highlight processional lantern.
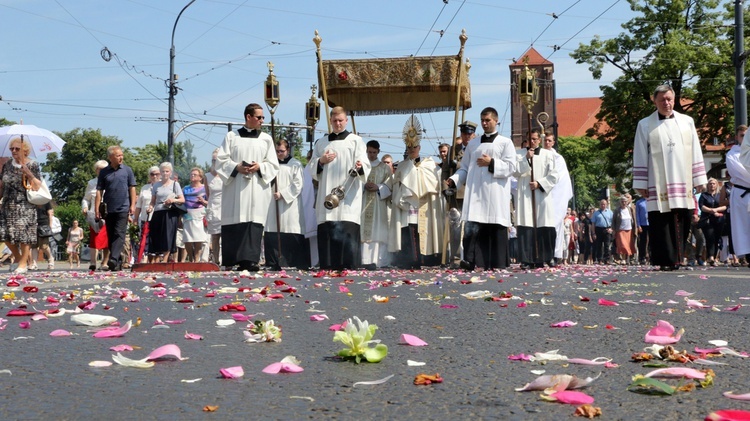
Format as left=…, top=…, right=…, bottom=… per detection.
left=518, top=63, right=538, bottom=115
left=264, top=61, right=280, bottom=111
left=306, top=84, right=320, bottom=128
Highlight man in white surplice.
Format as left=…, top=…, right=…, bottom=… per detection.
left=215, top=103, right=279, bottom=272
left=446, top=107, right=516, bottom=270
left=633, top=84, right=706, bottom=271
left=360, top=140, right=392, bottom=269
left=311, top=106, right=370, bottom=270
left=543, top=133, right=573, bottom=265
left=728, top=125, right=750, bottom=259
left=514, top=129, right=559, bottom=269
left=265, top=139, right=309, bottom=270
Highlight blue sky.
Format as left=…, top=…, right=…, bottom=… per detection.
left=1, top=0, right=635, bottom=165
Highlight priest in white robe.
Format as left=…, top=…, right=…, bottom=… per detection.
left=360, top=140, right=392, bottom=269
left=543, top=133, right=574, bottom=263
left=633, top=84, right=706, bottom=271
left=265, top=139, right=309, bottom=270
left=215, top=103, right=279, bottom=271
left=728, top=127, right=750, bottom=258
left=514, top=129, right=559, bottom=269
left=386, top=139, right=443, bottom=269
left=447, top=107, right=516, bottom=270
left=311, top=106, right=370, bottom=270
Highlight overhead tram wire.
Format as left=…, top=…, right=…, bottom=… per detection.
left=414, top=1, right=449, bottom=56
left=545, top=0, right=621, bottom=60
left=529, top=0, right=581, bottom=47
left=428, top=0, right=467, bottom=56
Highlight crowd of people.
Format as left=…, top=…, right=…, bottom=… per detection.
left=3, top=86, right=750, bottom=273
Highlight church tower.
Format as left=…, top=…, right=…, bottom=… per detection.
left=509, top=48, right=555, bottom=147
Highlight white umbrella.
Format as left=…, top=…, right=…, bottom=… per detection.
left=0, top=124, right=66, bottom=158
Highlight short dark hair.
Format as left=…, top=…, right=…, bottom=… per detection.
left=366, top=140, right=380, bottom=150
left=737, top=125, right=748, bottom=134
left=244, top=103, right=263, bottom=118
left=438, top=143, right=450, bottom=150
left=480, top=107, right=498, bottom=119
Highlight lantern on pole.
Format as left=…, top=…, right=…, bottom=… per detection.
left=305, top=84, right=321, bottom=151
left=518, top=63, right=538, bottom=116
left=264, top=61, right=280, bottom=140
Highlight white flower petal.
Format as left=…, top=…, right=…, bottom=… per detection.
left=112, top=353, right=155, bottom=368
left=407, top=360, right=426, bottom=366
left=71, top=314, right=118, bottom=327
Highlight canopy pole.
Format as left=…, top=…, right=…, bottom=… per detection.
left=314, top=30, right=332, bottom=134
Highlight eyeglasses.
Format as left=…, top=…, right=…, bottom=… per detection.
left=150, top=172, right=160, bottom=176
left=9, top=147, right=21, bottom=152
left=255, top=115, right=265, bottom=120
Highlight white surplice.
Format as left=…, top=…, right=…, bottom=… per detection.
left=215, top=130, right=279, bottom=226
left=265, top=158, right=305, bottom=234
left=514, top=148, right=558, bottom=228
left=727, top=141, right=750, bottom=255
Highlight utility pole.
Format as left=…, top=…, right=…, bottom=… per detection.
left=167, top=0, right=196, bottom=165
left=735, top=0, right=747, bottom=128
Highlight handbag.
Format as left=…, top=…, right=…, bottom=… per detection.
left=24, top=174, right=52, bottom=205
left=99, top=202, right=108, bottom=219
left=168, top=181, right=187, bottom=214
left=169, top=202, right=188, bottom=214
left=38, top=224, right=53, bottom=237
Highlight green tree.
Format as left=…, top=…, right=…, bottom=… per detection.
left=42, top=128, right=120, bottom=205
left=570, top=0, right=732, bottom=186
left=558, top=136, right=609, bottom=210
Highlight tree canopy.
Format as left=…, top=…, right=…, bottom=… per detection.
left=570, top=0, right=734, bottom=187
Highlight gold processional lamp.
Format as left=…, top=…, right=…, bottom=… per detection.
left=305, top=84, right=321, bottom=151
left=264, top=61, right=280, bottom=140
left=518, top=63, right=549, bottom=135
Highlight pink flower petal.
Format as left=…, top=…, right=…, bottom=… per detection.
left=31, top=314, right=48, bottom=321
left=440, top=304, right=458, bottom=309
left=109, top=344, right=134, bottom=352
left=724, top=392, right=750, bottom=401
left=338, top=285, right=350, bottom=293
left=232, top=313, right=253, bottom=322
left=547, top=390, right=595, bottom=405
left=220, top=366, right=244, bottom=379
left=93, top=320, right=132, bottom=338
left=328, top=320, right=348, bottom=331
left=597, top=298, right=619, bottom=306
left=400, top=333, right=428, bottom=346
left=19, top=321, right=31, bottom=329
left=146, top=344, right=184, bottom=361
left=517, top=302, right=527, bottom=308
left=185, top=332, right=203, bottom=340
left=309, top=314, right=329, bottom=322
left=164, top=319, right=186, bottom=324
left=644, top=320, right=683, bottom=344
left=686, top=299, right=711, bottom=309
left=567, top=358, right=611, bottom=365
left=508, top=353, right=533, bottom=361
left=550, top=320, right=578, bottom=328
left=49, top=329, right=72, bottom=337
left=6, top=309, right=35, bottom=317
left=644, top=367, right=706, bottom=379
left=724, top=304, right=742, bottom=312
left=675, top=290, right=695, bottom=296
left=262, top=362, right=304, bottom=374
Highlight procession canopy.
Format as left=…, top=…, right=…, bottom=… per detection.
left=319, top=54, right=471, bottom=116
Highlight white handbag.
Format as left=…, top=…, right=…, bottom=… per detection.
left=24, top=174, right=52, bottom=205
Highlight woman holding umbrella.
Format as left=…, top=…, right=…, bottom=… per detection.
left=0, top=136, right=43, bottom=274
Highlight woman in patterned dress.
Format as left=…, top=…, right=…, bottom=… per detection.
left=0, top=136, right=43, bottom=274
left=66, top=219, right=84, bottom=268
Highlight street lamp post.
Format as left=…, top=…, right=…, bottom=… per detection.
left=167, top=0, right=196, bottom=165
left=305, top=85, right=321, bottom=153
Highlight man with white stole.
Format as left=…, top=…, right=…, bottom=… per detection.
left=215, top=103, right=279, bottom=272
left=311, top=106, right=370, bottom=270
left=387, top=134, right=443, bottom=269
left=360, top=140, right=392, bottom=270
left=633, top=84, right=706, bottom=271
left=543, top=133, right=573, bottom=265
left=265, top=139, right=309, bottom=270
left=728, top=126, right=750, bottom=263
left=446, top=107, right=517, bottom=271
left=514, top=128, right=559, bottom=269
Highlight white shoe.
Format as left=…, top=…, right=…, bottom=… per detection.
left=29, top=264, right=38, bottom=270
left=48, top=263, right=55, bottom=270
left=13, top=266, right=28, bottom=274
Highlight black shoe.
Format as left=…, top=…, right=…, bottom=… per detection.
left=107, top=261, right=117, bottom=271
left=361, top=263, right=377, bottom=271
left=88, top=264, right=96, bottom=271
left=458, top=260, right=475, bottom=271
left=548, top=260, right=557, bottom=268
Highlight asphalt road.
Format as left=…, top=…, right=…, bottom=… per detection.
left=1, top=264, right=749, bottom=420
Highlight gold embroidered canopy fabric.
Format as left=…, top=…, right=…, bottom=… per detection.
left=320, top=55, right=471, bottom=116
